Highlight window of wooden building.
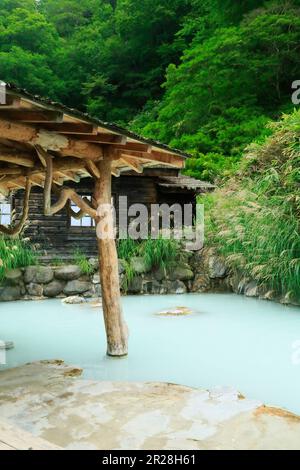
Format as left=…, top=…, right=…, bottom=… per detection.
left=70, top=196, right=95, bottom=228
left=0, top=199, right=11, bottom=225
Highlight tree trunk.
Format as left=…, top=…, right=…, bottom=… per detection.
left=93, top=157, right=128, bottom=357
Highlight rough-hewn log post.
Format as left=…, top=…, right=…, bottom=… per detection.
left=94, top=156, right=128, bottom=357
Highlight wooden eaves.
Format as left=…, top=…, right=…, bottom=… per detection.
left=0, top=82, right=187, bottom=195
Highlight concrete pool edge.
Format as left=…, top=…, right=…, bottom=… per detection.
left=1, top=360, right=300, bottom=450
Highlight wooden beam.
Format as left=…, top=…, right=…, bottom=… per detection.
left=111, top=167, right=120, bottom=177
left=41, top=123, right=98, bottom=134
left=0, top=109, right=64, bottom=123
left=0, top=118, right=37, bottom=142
left=86, top=160, right=100, bottom=179
left=57, top=171, right=80, bottom=183
left=0, top=150, right=35, bottom=168
left=28, top=174, right=46, bottom=187
left=109, top=142, right=152, bottom=153
left=120, top=156, right=143, bottom=173
left=0, top=167, right=22, bottom=176
left=59, top=140, right=103, bottom=160
left=119, top=150, right=184, bottom=168
left=64, top=133, right=127, bottom=144
left=0, top=119, right=102, bottom=161
left=0, top=157, right=85, bottom=188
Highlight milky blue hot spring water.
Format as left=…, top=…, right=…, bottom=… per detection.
left=1, top=293, right=300, bottom=414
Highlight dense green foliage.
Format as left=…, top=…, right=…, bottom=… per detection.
left=0, top=236, right=36, bottom=280
left=73, top=248, right=94, bottom=275
left=132, top=1, right=300, bottom=179
left=202, top=111, right=300, bottom=299
left=1, top=1, right=300, bottom=180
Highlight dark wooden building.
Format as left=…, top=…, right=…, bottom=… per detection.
left=4, top=169, right=214, bottom=260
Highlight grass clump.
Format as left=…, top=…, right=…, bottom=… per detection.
left=140, top=237, right=179, bottom=271
left=73, top=249, right=94, bottom=275
left=0, top=237, right=36, bottom=281
left=117, top=236, right=182, bottom=292
left=202, top=110, right=300, bottom=299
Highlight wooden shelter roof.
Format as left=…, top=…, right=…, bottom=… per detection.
left=158, top=175, right=215, bottom=193
left=0, top=82, right=188, bottom=196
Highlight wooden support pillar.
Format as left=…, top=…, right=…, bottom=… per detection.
left=94, top=156, right=128, bottom=357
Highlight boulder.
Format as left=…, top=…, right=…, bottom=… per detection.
left=237, top=278, right=249, bottom=295
left=88, top=258, right=99, bottom=271
left=208, top=256, right=227, bottom=279
left=168, top=280, right=187, bottom=294
left=83, top=290, right=95, bottom=298
left=259, top=289, right=277, bottom=302
left=244, top=281, right=259, bottom=297
left=94, top=284, right=102, bottom=297
left=280, top=292, right=300, bottom=306
left=4, top=268, right=23, bottom=286
left=169, top=263, right=194, bottom=281
left=0, top=285, right=21, bottom=301
left=153, top=267, right=166, bottom=282
left=26, top=283, right=43, bottom=297
left=55, top=265, right=81, bottom=281
left=43, top=280, right=65, bottom=298
left=191, top=274, right=211, bottom=293
left=128, top=276, right=142, bottom=294
left=118, top=259, right=126, bottom=275
left=24, top=266, right=54, bottom=284
left=142, top=280, right=162, bottom=295
left=131, top=256, right=150, bottom=274
left=63, top=280, right=91, bottom=296
left=92, top=273, right=100, bottom=284
left=62, top=296, right=86, bottom=304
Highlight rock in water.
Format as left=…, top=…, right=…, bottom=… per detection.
left=62, top=296, right=86, bottom=305
left=156, top=306, right=193, bottom=317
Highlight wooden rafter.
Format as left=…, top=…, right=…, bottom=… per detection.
left=118, top=150, right=184, bottom=168
left=112, top=142, right=152, bottom=153
left=0, top=149, right=35, bottom=167
left=0, top=177, right=31, bottom=237
left=41, top=123, right=97, bottom=134
left=0, top=119, right=104, bottom=161
left=0, top=109, right=63, bottom=123
left=120, top=156, right=143, bottom=173
left=85, top=160, right=100, bottom=179
left=64, top=133, right=127, bottom=144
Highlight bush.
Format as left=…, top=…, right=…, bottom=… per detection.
left=0, top=237, right=37, bottom=281
left=202, top=111, right=300, bottom=298
left=73, top=249, right=93, bottom=275
left=117, top=236, right=182, bottom=292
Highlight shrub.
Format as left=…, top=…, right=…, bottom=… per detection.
left=0, top=237, right=36, bottom=281
left=202, top=110, right=300, bottom=298
left=73, top=249, right=93, bottom=275
left=117, top=236, right=182, bottom=292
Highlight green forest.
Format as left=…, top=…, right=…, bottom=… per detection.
left=1, top=0, right=300, bottom=180
left=0, top=0, right=299, bottom=299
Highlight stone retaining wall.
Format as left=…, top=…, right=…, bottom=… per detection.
left=0, top=250, right=299, bottom=306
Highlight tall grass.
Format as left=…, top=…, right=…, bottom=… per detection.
left=117, top=236, right=182, bottom=292
left=73, top=249, right=94, bottom=275
left=140, top=237, right=179, bottom=271
left=202, top=110, right=300, bottom=298
left=0, top=237, right=36, bottom=281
